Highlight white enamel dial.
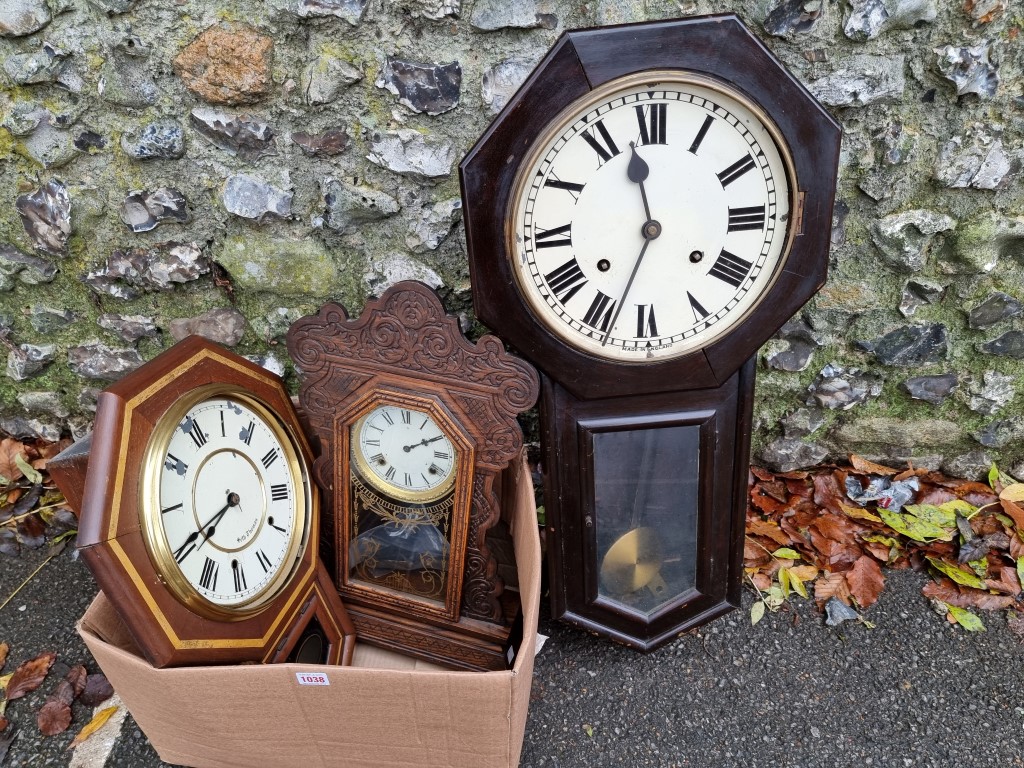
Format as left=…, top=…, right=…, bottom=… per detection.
left=352, top=404, right=457, bottom=503
left=510, top=73, right=795, bottom=362
left=147, top=393, right=309, bottom=612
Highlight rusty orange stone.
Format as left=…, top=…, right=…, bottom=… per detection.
left=173, top=23, right=273, bottom=105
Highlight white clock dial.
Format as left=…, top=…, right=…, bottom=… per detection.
left=510, top=72, right=795, bottom=362
left=352, top=404, right=457, bottom=503
left=148, top=394, right=308, bottom=611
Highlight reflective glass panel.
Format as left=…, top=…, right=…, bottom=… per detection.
left=593, top=425, right=699, bottom=616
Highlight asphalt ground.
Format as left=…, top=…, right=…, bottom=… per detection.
left=1, top=543, right=1022, bottom=768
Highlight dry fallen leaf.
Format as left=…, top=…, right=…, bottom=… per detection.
left=49, top=680, right=75, bottom=707
left=999, top=499, right=1024, bottom=530
left=746, top=518, right=792, bottom=546
left=0, top=438, right=28, bottom=484
left=69, top=706, right=118, bottom=749
left=79, top=674, right=114, bottom=707
left=750, top=572, right=772, bottom=591
left=64, top=666, right=87, bottom=699
left=847, top=556, right=885, bottom=609
left=36, top=699, right=71, bottom=737
left=814, top=571, right=851, bottom=607
left=0, top=643, right=8, bottom=673
left=849, top=455, right=899, bottom=476
left=4, top=652, right=56, bottom=701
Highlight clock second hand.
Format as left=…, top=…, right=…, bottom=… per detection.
left=602, top=143, right=660, bottom=347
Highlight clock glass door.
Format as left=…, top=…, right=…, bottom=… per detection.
left=591, top=424, right=700, bottom=616
left=346, top=403, right=460, bottom=613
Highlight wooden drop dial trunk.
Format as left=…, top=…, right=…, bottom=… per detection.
left=287, top=281, right=539, bottom=671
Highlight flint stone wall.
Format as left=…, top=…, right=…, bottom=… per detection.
left=0, top=0, right=1022, bottom=478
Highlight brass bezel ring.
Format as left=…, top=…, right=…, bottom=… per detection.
left=506, top=69, right=800, bottom=363
left=140, top=383, right=311, bottom=621
left=351, top=405, right=459, bottom=505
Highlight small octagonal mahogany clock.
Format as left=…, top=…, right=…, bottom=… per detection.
left=72, top=335, right=355, bottom=668
left=460, top=15, right=840, bottom=649
left=287, top=281, right=539, bottom=671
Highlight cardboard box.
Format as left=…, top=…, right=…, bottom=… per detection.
left=77, top=460, right=540, bottom=768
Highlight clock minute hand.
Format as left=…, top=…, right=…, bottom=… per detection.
left=403, top=435, right=445, bottom=452
left=602, top=143, right=660, bottom=347
left=195, top=491, right=241, bottom=551
left=601, top=236, right=652, bottom=346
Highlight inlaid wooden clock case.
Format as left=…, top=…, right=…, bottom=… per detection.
left=460, top=15, right=841, bottom=649
left=287, top=281, right=539, bottom=670
left=71, top=335, right=355, bottom=668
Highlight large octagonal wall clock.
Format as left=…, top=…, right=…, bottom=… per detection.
left=287, top=280, right=539, bottom=671
left=69, top=335, right=355, bottom=668
left=460, top=14, right=841, bottom=650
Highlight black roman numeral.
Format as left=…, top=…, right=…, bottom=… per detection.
left=241, top=420, right=255, bottom=446
left=635, top=102, right=667, bottom=145
left=381, top=411, right=394, bottom=425
left=220, top=410, right=226, bottom=438
left=708, top=250, right=753, bottom=288
left=385, top=466, right=396, bottom=481
left=401, top=409, right=411, bottom=424
left=200, top=556, right=218, bottom=590
left=544, top=257, right=588, bottom=304
left=582, top=291, right=616, bottom=332
left=271, top=483, right=289, bottom=501
left=434, top=450, right=450, bottom=460
left=368, top=453, right=385, bottom=464
left=581, top=119, right=621, bottom=165
left=428, top=463, right=444, bottom=476
left=717, top=155, right=757, bottom=187
left=186, top=419, right=207, bottom=449
left=534, top=223, right=572, bottom=249
left=165, top=453, right=187, bottom=474
left=261, top=448, right=279, bottom=468
left=728, top=205, right=766, bottom=232
left=232, top=560, right=246, bottom=592
left=543, top=175, right=585, bottom=202
left=688, top=292, right=710, bottom=321
left=635, top=304, right=659, bottom=338
left=404, top=472, right=412, bottom=486
left=256, top=549, right=272, bottom=573
left=688, top=115, right=714, bottom=154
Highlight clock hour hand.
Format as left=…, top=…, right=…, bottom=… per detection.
left=196, top=491, right=241, bottom=549
left=627, top=142, right=653, bottom=222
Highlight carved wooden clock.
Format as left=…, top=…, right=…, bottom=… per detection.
left=286, top=280, right=539, bottom=671
left=69, top=335, right=355, bottom=668
left=460, top=15, right=840, bottom=650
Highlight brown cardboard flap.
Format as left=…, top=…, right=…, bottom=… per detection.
left=77, top=455, right=540, bottom=768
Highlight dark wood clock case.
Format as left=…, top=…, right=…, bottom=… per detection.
left=459, top=15, right=841, bottom=650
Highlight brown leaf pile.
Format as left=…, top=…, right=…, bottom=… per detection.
left=0, top=434, right=76, bottom=558
left=746, top=457, right=1024, bottom=623
left=0, top=646, right=114, bottom=744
